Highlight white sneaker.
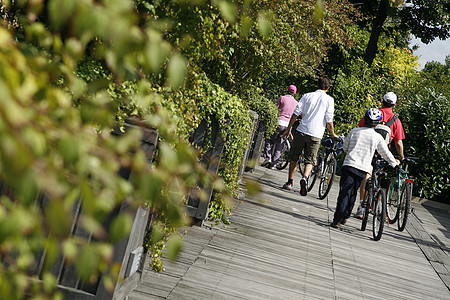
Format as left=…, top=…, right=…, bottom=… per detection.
left=355, top=201, right=364, bottom=219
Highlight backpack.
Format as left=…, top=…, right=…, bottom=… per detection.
left=374, top=115, right=398, bottom=145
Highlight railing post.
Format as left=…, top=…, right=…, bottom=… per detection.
left=186, top=116, right=228, bottom=226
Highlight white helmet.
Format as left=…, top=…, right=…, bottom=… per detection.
left=383, top=92, right=397, bottom=105
left=364, top=108, right=382, bottom=127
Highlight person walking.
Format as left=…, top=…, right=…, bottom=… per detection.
left=331, top=108, right=400, bottom=228
left=261, top=85, right=299, bottom=169
left=281, top=77, right=337, bottom=196
left=354, top=92, right=406, bottom=219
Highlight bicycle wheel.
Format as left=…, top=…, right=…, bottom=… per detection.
left=360, top=184, right=373, bottom=231
left=372, top=189, right=386, bottom=241
left=318, top=155, right=337, bottom=200
left=276, top=140, right=290, bottom=170
left=297, top=152, right=305, bottom=176
left=397, top=182, right=411, bottom=232
left=386, top=178, right=399, bottom=224
left=307, top=156, right=320, bottom=192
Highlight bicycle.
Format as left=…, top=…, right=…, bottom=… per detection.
left=275, top=132, right=293, bottom=170
left=360, top=154, right=388, bottom=241
left=298, top=134, right=344, bottom=199
left=386, top=157, right=417, bottom=231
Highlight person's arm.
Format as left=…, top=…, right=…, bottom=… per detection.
left=325, top=98, right=337, bottom=138
left=394, top=139, right=404, bottom=161
left=377, top=139, right=399, bottom=167
left=343, top=131, right=351, bottom=153
left=282, top=114, right=298, bottom=139
left=326, top=122, right=338, bottom=138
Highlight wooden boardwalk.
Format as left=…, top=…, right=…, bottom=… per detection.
left=129, top=163, right=450, bottom=300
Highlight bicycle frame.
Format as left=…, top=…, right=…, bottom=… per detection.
left=369, top=161, right=384, bottom=197
left=387, top=160, right=416, bottom=211
left=361, top=155, right=388, bottom=240
left=303, top=135, right=343, bottom=197
left=386, top=158, right=416, bottom=230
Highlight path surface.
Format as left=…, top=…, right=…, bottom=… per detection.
left=129, top=163, right=450, bottom=300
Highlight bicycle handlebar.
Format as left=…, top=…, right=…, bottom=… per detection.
left=393, top=156, right=418, bottom=164
left=402, top=157, right=417, bottom=165
left=322, top=134, right=344, bottom=144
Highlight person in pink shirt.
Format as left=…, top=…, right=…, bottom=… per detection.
left=261, top=85, right=298, bottom=169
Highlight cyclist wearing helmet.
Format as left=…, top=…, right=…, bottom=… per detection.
left=355, top=92, right=406, bottom=219
left=261, top=85, right=298, bottom=169
left=330, top=108, right=399, bottom=228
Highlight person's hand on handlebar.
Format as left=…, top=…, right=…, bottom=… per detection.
left=332, top=135, right=344, bottom=143
left=281, top=129, right=290, bottom=140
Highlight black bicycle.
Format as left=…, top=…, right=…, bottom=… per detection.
left=275, top=131, right=293, bottom=170
left=360, top=154, right=388, bottom=241
left=386, top=157, right=417, bottom=231
left=299, top=135, right=344, bottom=199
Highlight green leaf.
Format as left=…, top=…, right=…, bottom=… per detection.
left=47, top=201, right=72, bottom=237
left=48, top=0, right=77, bottom=29
left=215, top=1, right=237, bottom=23
left=62, top=239, right=78, bottom=262
left=75, top=245, right=100, bottom=281
left=166, top=54, right=187, bottom=88
left=257, top=11, right=272, bottom=37
left=240, top=15, right=252, bottom=38
left=166, top=234, right=183, bottom=261
left=57, top=136, right=80, bottom=164
left=145, top=29, right=171, bottom=72
left=42, top=272, right=57, bottom=293
left=313, top=0, right=324, bottom=26
left=109, top=214, right=132, bottom=242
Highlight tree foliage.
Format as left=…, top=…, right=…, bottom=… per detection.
left=349, top=0, right=450, bottom=65
left=398, top=0, right=450, bottom=44
left=331, top=42, right=419, bottom=134
left=401, top=91, right=450, bottom=202
left=0, top=0, right=228, bottom=297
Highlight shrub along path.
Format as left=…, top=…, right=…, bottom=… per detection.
left=130, top=161, right=450, bottom=299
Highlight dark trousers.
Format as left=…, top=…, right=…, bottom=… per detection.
left=263, top=125, right=287, bottom=164
left=333, top=167, right=365, bottom=224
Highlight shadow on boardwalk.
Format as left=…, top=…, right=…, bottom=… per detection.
left=130, top=164, right=450, bottom=300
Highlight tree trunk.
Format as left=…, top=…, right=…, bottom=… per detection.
left=364, top=0, right=389, bottom=66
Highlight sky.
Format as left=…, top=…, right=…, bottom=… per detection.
left=409, top=37, right=450, bottom=70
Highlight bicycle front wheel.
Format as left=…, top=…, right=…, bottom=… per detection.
left=297, top=152, right=305, bottom=176
left=372, top=189, right=386, bottom=241
left=397, top=182, right=411, bottom=232
left=307, top=156, right=320, bottom=192
left=276, top=140, right=290, bottom=170
left=318, top=155, right=337, bottom=200
left=361, top=184, right=373, bottom=232
left=386, top=178, right=399, bottom=224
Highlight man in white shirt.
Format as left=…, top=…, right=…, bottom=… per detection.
left=330, top=108, right=399, bottom=228
left=281, top=77, right=337, bottom=196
